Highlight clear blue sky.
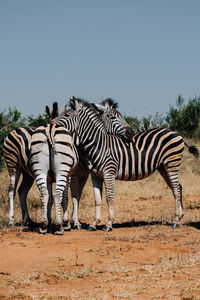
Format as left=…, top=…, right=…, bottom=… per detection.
left=1, top=0, right=200, bottom=118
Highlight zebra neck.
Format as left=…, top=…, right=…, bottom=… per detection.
left=78, top=130, right=110, bottom=167
left=77, top=112, right=107, bottom=147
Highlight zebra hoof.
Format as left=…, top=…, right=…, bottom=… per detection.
left=73, top=224, right=82, bottom=230
left=55, top=229, right=64, bottom=235
left=172, top=223, right=179, bottom=229
left=63, top=225, right=71, bottom=232
left=87, top=226, right=96, bottom=232
left=54, top=225, right=64, bottom=235
left=8, top=218, right=15, bottom=226
left=63, top=222, right=71, bottom=231
left=39, top=227, right=48, bottom=234
left=24, top=219, right=34, bottom=227
left=39, top=222, right=48, bottom=234
left=103, top=226, right=113, bottom=232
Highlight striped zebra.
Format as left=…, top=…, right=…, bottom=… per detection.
left=30, top=123, right=79, bottom=234
left=3, top=126, right=35, bottom=225
left=3, top=99, right=132, bottom=228
left=68, top=98, right=133, bottom=229
left=56, top=97, right=199, bottom=231
left=3, top=102, right=66, bottom=226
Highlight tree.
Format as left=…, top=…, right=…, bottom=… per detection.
left=125, top=112, right=166, bottom=132
left=166, top=96, right=200, bottom=138
left=125, top=116, right=140, bottom=133
left=27, top=113, right=49, bottom=128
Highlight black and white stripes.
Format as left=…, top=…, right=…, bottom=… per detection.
left=3, top=97, right=198, bottom=233
left=30, top=123, right=78, bottom=234
left=3, top=99, right=132, bottom=231
left=56, top=98, right=199, bottom=231
left=3, top=127, right=35, bottom=224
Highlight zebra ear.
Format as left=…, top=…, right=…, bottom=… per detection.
left=69, top=98, right=76, bottom=110
left=69, top=96, right=80, bottom=110
left=69, top=97, right=83, bottom=111
left=45, top=105, right=50, bottom=117
left=58, top=104, right=67, bottom=116
left=91, top=103, right=105, bottom=116
left=101, top=98, right=118, bottom=110
left=52, top=102, right=58, bottom=119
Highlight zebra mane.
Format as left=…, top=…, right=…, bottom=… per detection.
left=100, top=98, right=118, bottom=109
left=69, top=96, right=91, bottom=110
left=69, top=96, right=107, bottom=127
left=69, top=96, right=104, bottom=116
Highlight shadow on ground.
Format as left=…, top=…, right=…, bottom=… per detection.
left=7, top=219, right=200, bottom=233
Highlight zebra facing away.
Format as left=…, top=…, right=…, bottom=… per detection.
left=3, top=102, right=66, bottom=226
left=30, top=123, right=79, bottom=234
left=56, top=97, right=199, bottom=232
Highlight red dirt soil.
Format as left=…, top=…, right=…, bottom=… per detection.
left=0, top=223, right=200, bottom=300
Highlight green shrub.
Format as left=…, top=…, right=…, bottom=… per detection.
left=166, top=95, right=200, bottom=138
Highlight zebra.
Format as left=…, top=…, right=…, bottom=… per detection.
left=30, top=123, right=79, bottom=234
left=55, top=97, right=199, bottom=231
left=3, top=102, right=67, bottom=226
left=68, top=98, right=133, bottom=229
left=3, top=99, right=132, bottom=227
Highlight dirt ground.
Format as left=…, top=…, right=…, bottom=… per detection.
left=0, top=154, right=200, bottom=300
left=0, top=216, right=200, bottom=300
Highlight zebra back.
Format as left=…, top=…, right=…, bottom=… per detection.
left=30, top=123, right=79, bottom=183
left=114, top=127, right=185, bottom=180
left=3, top=102, right=66, bottom=178
left=56, top=99, right=198, bottom=181
left=3, top=127, right=35, bottom=176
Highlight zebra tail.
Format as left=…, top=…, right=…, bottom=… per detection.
left=184, top=141, right=199, bottom=159
left=45, top=125, right=57, bottom=154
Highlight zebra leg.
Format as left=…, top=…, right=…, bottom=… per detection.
left=158, top=165, right=183, bottom=228
left=47, top=181, right=53, bottom=224
left=70, top=172, right=89, bottom=229
left=62, top=182, right=71, bottom=231
left=8, top=171, right=21, bottom=225
left=103, top=174, right=115, bottom=232
left=18, top=172, right=34, bottom=226
left=172, top=182, right=183, bottom=228
left=54, top=189, right=64, bottom=235
left=38, top=183, right=49, bottom=234
left=87, top=176, right=103, bottom=231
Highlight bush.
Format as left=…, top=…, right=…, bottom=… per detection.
left=27, top=113, right=49, bottom=128
left=126, top=112, right=167, bottom=132
left=166, top=95, right=200, bottom=138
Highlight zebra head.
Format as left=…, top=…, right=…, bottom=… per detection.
left=94, top=98, right=134, bottom=142
left=55, top=97, right=134, bottom=143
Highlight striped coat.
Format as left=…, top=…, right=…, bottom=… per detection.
left=2, top=102, right=67, bottom=226
left=3, top=127, right=35, bottom=224
left=30, top=123, right=79, bottom=234
left=3, top=99, right=132, bottom=229
left=56, top=98, right=199, bottom=231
